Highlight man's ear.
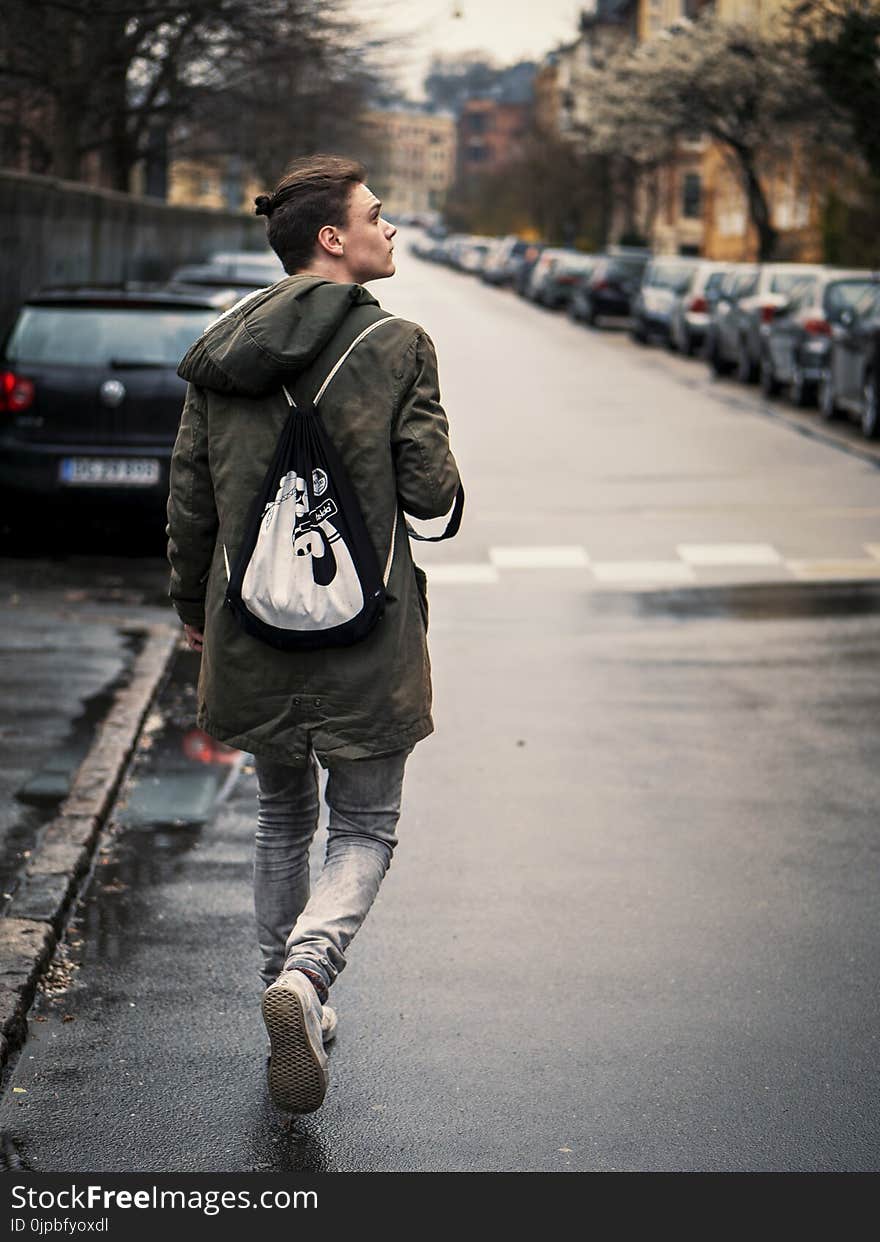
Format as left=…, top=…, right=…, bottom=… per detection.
left=316, top=225, right=344, bottom=257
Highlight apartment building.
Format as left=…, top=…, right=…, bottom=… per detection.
left=362, top=108, right=456, bottom=215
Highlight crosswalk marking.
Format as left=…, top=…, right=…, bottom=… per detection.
left=419, top=546, right=880, bottom=587
left=590, top=561, right=696, bottom=583
left=676, top=543, right=783, bottom=566
left=424, top=563, right=499, bottom=584
left=489, top=545, right=589, bottom=569
left=787, top=559, right=880, bottom=581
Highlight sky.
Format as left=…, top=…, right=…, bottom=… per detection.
left=364, top=0, right=587, bottom=100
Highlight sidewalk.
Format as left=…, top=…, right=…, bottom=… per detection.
left=0, top=565, right=178, bottom=1068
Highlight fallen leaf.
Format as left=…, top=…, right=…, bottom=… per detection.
left=558, top=1147, right=573, bottom=1153
left=12, top=1087, right=26, bottom=1094
left=32, top=1016, right=48, bottom=1024
left=62, top=1014, right=75, bottom=1023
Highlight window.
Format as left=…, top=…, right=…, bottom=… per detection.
left=6, top=307, right=217, bottom=368
left=825, top=280, right=878, bottom=318
left=681, top=173, right=702, bottom=219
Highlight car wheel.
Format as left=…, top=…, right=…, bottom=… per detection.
left=818, top=367, right=840, bottom=421
left=630, top=320, right=647, bottom=345
left=759, top=350, right=780, bottom=397
left=681, top=328, right=698, bottom=357
left=736, top=343, right=757, bottom=384
left=790, top=361, right=816, bottom=408
left=707, top=335, right=729, bottom=376
left=862, top=371, right=880, bottom=440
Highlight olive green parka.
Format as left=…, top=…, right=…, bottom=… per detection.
left=166, top=274, right=461, bottom=766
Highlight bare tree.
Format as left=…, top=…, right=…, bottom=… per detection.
left=0, top=0, right=392, bottom=193
left=578, top=17, right=832, bottom=260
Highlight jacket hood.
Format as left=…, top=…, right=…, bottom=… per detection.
left=177, top=275, right=380, bottom=398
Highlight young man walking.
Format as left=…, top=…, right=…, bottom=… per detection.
left=166, top=156, right=462, bottom=1113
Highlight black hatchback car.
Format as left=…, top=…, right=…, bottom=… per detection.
left=0, top=286, right=237, bottom=514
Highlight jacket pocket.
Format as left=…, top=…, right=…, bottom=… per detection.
left=413, top=563, right=429, bottom=632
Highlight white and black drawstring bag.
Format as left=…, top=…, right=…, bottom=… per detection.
left=224, top=315, right=462, bottom=651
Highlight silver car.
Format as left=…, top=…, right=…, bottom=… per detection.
left=630, top=257, right=700, bottom=345
left=706, top=262, right=825, bottom=383
left=668, top=261, right=734, bottom=356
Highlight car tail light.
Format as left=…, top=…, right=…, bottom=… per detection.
left=0, top=370, right=35, bottom=412
left=593, top=278, right=609, bottom=291
left=557, top=274, right=578, bottom=285
left=803, top=316, right=831, bottom=336
left=759, top=304, right=778, bottom=324
left=689, top=296, right=708, bottom=313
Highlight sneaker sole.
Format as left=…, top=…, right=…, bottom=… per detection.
left=262, top=982, right=328, bottom=1113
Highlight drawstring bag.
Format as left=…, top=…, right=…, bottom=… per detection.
left=225, top=316, right=400, bottom=650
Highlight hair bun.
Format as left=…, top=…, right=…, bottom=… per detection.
left=254, top=194, right=273, bottom=217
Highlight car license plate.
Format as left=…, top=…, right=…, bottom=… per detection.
left=59, top=457, right=160, bottom=486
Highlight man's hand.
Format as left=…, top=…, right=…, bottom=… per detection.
left=183, top=624, right=204, bottom=653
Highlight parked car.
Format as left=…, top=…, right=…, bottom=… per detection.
left=569, top=251, right=650, bottom=326
left=458, top=236, right=496, bottom=274
left=538, top=252, right=600, bottom=310
left=513, top=244, right=547, bottom=296
left=705, top=262, right=824, bottom=383
left=818, top=282, right=880, bottom=438
left=481, top=237, right=538, bottom=287
left=630, top=256, right=700, bottom=344
left=0, top=286, right=236, bottom=513
left=441, top=234, right=493, bottom=272
left=668, top=261, right=732, bottom=355
left=170, top=250, right=285, bottom=295
left=525, top=248, right=592, bottom=306
left=758, top=270, right=878, bottom=407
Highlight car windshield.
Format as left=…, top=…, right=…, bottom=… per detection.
left=769, top=270, right=818, bottom=295
left=648, top=263, right=695, bottom=292
left=4, top=306, right=217, bottom=367
left=608, top=258, right=647, bottom=277
left=824, top=279, right=878, bottom=316
left=853, top=284, right=880, bottom=317
left=227, top=265, right=280, bottom=286
left=558, top=255, right=595, bottom=274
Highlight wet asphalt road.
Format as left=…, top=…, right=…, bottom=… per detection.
left=1, top=236, right=879, bottom=1171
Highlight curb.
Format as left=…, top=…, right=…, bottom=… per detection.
left=0, top=622, right=179, bottom=1068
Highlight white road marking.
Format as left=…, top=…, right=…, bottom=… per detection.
left=425, top=563, right=500, bottom=584
left=677, top=543, right=782, bottom=565
left=787, top=559, right=880, bottom=581
left=590, top=561, right=696, bottom=584
left=489, top=545, right=590, bottom=569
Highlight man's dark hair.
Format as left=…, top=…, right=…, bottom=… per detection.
left=254, top=155, right=367, bottom=274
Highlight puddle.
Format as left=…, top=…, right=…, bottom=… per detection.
left=16, top=632, right=144, bottom=806
left=588, top=579, right=880, bottom=623
left=116, top=647, right=240, bottom=829
left=0, top=632, right=145, bottom=905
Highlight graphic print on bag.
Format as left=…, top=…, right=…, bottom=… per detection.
left=241, top=467, right=364, bottom=630
left=224, top=314, right=403, bottom=651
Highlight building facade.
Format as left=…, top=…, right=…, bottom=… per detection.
left=455, top=99, right=529, bottom=182
left=362, top=108, right=456, bottom=216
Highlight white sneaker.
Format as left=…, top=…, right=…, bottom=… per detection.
left=262, top=970, right=329, bottom=1113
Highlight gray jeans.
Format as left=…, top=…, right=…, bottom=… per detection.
left=253, top=748, right=410, bottom=994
